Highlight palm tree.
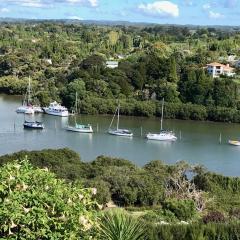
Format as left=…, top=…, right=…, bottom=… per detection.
left=98, top=209, right=146, bottom=240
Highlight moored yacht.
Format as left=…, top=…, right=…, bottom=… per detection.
left=66, top=124, right=93, bottom=133
left=228, top=140, right=240, bottom=146
left=16, top=77, right=43, bottom=114
left=16, top=106, right=34, bottom=114
left=108, top=103, right=133, bottom=137
left=146, top=98, right=177, bottom=141
left=65, top=92, right=93, bottom=133
left=108, top=129, right=133, bottom=137
left=16, top=77, right=35, bottom=114
left=43, top=101, right=69, bottom=117
left=146, top=131, right=177, bottom=141
left=23, top=121, right=44, bottom=129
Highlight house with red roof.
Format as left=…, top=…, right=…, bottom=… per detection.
left=206, top=62, right=235, bottom=78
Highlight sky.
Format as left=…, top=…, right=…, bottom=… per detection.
left=0, top=0, right=239, bottom=26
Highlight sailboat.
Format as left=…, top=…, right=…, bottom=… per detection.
left=146, top=98, right=177, bottom=141
left=16, top=77, right=34, bottom=114
left=108, top=103, right=133, bottom=137
left=16, top=77, right=43, bottom=114
left=65, top=92, right=93, bottom=133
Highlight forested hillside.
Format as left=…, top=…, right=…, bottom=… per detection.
left=1, top=21, right=240, bottom=121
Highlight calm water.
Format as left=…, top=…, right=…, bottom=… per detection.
left=0, top=94, right=240, bottom=176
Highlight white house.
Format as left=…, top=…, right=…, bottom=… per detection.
left=106, top=61, right=118, bottom=69
left=206, top=62, right=235, bottom=78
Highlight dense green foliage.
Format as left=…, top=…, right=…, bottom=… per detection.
left=1, top=22, right=240, bottom=122
left=147, top=222, right=240, bottom=240
left=0, top=159, right=97, bottom=239
left=0, top=148, right=239, bottom=217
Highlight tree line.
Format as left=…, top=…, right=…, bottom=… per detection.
left=1, top=22, right=240, bottom=122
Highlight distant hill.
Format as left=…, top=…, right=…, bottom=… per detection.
left=0, top=18, right=239, bottom=31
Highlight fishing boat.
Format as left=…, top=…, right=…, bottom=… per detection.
left=43, top=101, right=69, bottom=117
left=23, top=121, right=44, bottom=129
left=146, top=98, right=177, bottom=141
left=66, top=93, right=93, bottom=133
left=228, top=140, right=240, bottom=146
left=108, top=103, right=133, bottom=137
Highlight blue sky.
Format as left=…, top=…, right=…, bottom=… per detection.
left=0, top=0, right=240, bottom=25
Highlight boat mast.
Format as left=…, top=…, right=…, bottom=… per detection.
left=74, top=92, right=78, bottom=125
left=75, top=92, right=78, bottom=114
left=117, top=103, right=120, bottom=131
left=160, top=98, right=164, bottom=131
left=27, top=76, right=32, bottom=105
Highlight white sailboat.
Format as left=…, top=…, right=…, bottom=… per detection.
left=228, top=140, right=240, bottom=146
left=146, top=98, right=177, bottom=141
left=108, top=103, right=133, bottom=137
left=16, top=77, right=34, bottom=114
left=16, top=77, right=43, bottom=114
left=65, top=92, right=93, bottom=133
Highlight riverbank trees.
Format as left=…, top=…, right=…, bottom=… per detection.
left=1, top=22, right=240, bottom=122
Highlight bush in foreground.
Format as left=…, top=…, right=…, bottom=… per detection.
left=0, top=159, right=98, bottom=239
left=98, top=209, right=146, bottom=240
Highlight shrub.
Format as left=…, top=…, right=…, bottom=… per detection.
left=98, top=209, right=146, bottom=240
left=0, top=159, right=98, bottom=239
left=202, top=211, right=225, bottom=224
left=162, top=199, right=196, bottom=221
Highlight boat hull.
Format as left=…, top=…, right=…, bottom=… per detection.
left=43, top=108, right=69, bottom=117
left=108, top=129, right=133, bottom=137
left=33, top=106, right=44, bottom=113
left=23, top=122, right=44, bottom=129
left=228, top=140, right=240, bottom=146
left=146, top=133, right=177, bottom=141
left=16, top=106, right=34, bottom=114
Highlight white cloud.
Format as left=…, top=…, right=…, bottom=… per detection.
left=202, top=3, right=211, bottom=10
left=202, top=2, right=224, bottom=19
left=0, top=8, right=10, bottom=13
left=68, top=15, right=83, bottom=20
left=66, top=0, right=98, bottom=7
left=138, top=1, right=179, bottom=18
left=209, top=11, right=224, bottom=19
left=21, top=1, right=45, bottom=8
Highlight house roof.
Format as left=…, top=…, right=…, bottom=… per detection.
left=207, top=62, right=235, bottom=71
left=207, top=62, right=226, bottom=67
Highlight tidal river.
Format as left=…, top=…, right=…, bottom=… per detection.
left=0, top=94, right=240, bottom=176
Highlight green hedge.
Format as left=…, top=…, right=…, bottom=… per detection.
left=147, top=223, right=240, bottom=240
left=79, top=97, right=240, bottom=123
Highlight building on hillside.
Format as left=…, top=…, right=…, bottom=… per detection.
left=206, top=62, right=235, bottom=78
left=106, top=61, right=118, bottom=69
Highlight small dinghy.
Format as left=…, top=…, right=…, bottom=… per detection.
left=228, top=140, right=240, bottom=146
left=23, top=121, right=44, bottom=129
